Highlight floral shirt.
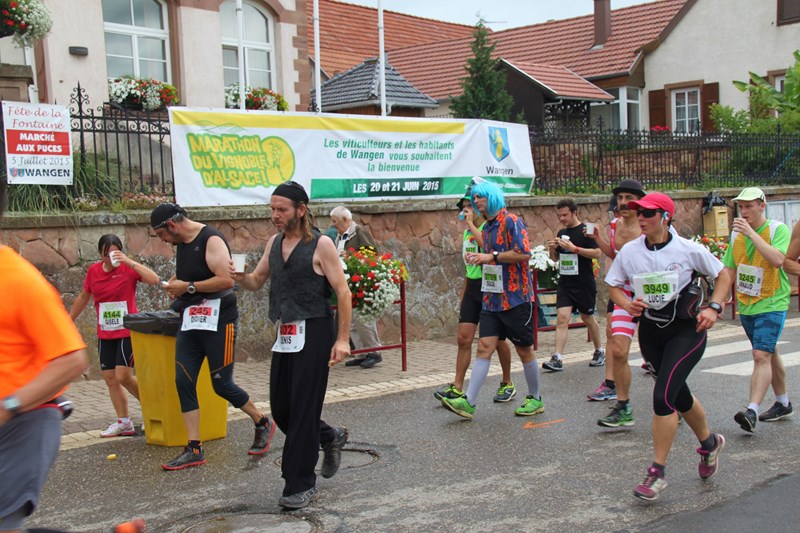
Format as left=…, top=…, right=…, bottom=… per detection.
left=481, top=208, right=533, bottom=311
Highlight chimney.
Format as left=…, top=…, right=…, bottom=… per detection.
left=593, top=0, right=611, bottom=48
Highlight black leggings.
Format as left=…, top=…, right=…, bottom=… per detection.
left=638, top=318, right=707, bottom=416
left=174, top=321, right=249, bottom=412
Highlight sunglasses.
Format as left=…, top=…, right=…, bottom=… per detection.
left=636, top=209, right=662, bottom=219
left=152, top=213, right=181, bottom=230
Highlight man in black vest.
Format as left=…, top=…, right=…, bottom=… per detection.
left=151, top=203, right=275, bottom=471
left=234, top=181, right=352, bottom=510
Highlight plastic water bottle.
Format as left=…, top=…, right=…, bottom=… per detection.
left=458, top=210, right=467, bottom=220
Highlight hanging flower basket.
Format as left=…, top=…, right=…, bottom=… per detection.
left=0, top=0, right=53, bottom=48
left=342, top=247, right=409, bottom=321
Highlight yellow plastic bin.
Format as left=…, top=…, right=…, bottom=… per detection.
left=130, top=330, right=228, bottom=446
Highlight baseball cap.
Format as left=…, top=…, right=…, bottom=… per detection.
left=733, top=187, right=766, bottom=202
left=456, top=193, right=471, bottom=209
left=628, top=192, right=675, bottom=218
left=612, top=179, right=645, bottom=198
left=150, top=203, right=186, bottom=229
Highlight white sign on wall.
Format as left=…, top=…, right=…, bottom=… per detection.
left=2, top=101, right=73, bottom=185
left=169, top=109, right=535, bottom=207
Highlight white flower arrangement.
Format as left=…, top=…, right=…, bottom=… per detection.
left=342, top=247, right=408, bottom=321
left=529, top=244, right=557, bottom=271
left=107, top=76, right=179, bottom=111
left=1, top=0, right=53, bottom=48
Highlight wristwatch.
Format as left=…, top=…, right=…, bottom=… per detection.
left=492, top=251, right=500, bottom=263
left=187, top=282, right=196, bottom=294
left=2, top=395, right=21, bottom=416
left=708, top=302, right=723, bottom=314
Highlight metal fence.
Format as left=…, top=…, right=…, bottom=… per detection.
left=70, top=82, right=174, bottom=197
left=529, top=125, right=800, bottom=194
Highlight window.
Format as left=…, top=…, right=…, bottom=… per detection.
left=589, top=87, right=640, bottom=130
left=778, top=0, right=800, bottom=25
left=103, top=0, right=170, bottom=81
left=671, top=87, right=700, bottom=133
left=220, top=1, right=275, bottom=89
left=775, top=75, right=786, bottom=93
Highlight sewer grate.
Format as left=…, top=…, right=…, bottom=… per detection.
left=181, top=513, right=318, bottom=533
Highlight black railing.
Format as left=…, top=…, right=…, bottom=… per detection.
left=70, top=82, right=174, bottom=197
left=529, top=125, right=800, bottom=193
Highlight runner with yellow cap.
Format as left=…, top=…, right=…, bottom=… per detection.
left=722, top=187, right=792, bottom=433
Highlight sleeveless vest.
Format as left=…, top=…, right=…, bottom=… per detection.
left=268, top=230, right=332, bottom=323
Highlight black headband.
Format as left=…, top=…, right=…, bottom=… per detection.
left=272, top=181, right=309, bottom=204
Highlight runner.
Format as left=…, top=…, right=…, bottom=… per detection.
left=69, top=234, right=160, bottom=437
left=441, top=181, right=544, bottom=419
left=606, top=192, right=730, bottom=501
left=433, top=192, right=515, bottom=403
left=722, top=187, right=792, bottom=432
left=233, top=181, right=351, bottom=510
left=150, top=203, right=275, bottom=471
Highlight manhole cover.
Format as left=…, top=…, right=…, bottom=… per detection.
left=182, top=513, right=317, bottom=533
left=274, top=448, right=378, bottom=471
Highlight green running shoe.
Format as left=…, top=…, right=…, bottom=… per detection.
left=514, top=395, right=545, bottom=416
left=598, top=403, right=635, bottom=427
left=433, top=384, right=465, bottom=401
left=493, top=382, right=517, bottom=403
left=441, top=396, right=475, bottom=419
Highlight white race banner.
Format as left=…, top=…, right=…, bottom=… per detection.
left=169, top=109, right=535, bottom=206
left=2, top=101, right=73, bottom=185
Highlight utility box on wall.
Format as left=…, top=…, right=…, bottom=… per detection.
left=703, top=206, right=729, bottom=237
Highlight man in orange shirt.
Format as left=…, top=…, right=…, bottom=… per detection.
left=0, top=175, right=89, bottom=533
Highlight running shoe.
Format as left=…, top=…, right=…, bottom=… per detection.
left=248, top=417, right=277, bottom=455
left=441, top=396, right=476, bottom=419
left=542, top=354, right=563, bottom=372
left=493, top=382, right=517, bottom=403
left=697, top=433, right=726, bottom=480
left=589, top=348, right=606, bottom=367
left=633, top=466, right=668, bottom=501
left=433, top=384, right=465, bottom=401
left=101, top=419, right=136, bottom=438
left=514, top=395, right=545, bottom=416
left=587, top=383, right=617, bottom=401
left=278, top=486, right=319, bottom=510
left=734, top=408, right=757, bottom=433
left=759, top=401, right=794, bottom=422
left=598, top=404, right=634, bottom=427
left=321, top=426, right=349, bottom=479
left=161, top=447, right=206, bottom=471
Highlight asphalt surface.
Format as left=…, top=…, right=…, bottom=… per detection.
left=26, top=318, right=800, bottom=532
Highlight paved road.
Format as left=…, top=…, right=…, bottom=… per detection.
left=27, top=317, right=800, bottom=532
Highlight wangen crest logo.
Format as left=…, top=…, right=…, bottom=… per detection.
left=488, top=127, right=509, bottom=162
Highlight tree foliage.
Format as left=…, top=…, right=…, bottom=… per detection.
left=449, top=21, right=514, bottom=121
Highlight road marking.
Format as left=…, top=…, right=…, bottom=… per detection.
left=629, top=340, right=788, bottom=367
left=523, top=418, right=566, bottom=430
left=703, top=351, right=800, bottom=376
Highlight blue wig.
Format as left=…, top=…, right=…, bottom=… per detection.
left=470, top=181, right=505, bottom=218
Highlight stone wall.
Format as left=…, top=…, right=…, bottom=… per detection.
left=3, top=186, right=798, bottom=377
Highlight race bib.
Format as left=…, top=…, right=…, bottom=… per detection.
left=271, top=320, right=306, bottom=353
left=481, top=264, right=504, bottom=293
left=463, top=236, right=478, bottom=265
left=736, top=264, right=764, bottom=297
left=632, top=271, right=679, bottom=310
left=181, top=299, right=221, bottom=332
left=98, top=301, right=127, bottom=331
left=559, top=253, right=579, bottom=276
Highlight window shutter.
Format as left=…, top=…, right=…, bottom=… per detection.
left=648, top=89, right=666, bottom=128
left=701, top=82, right=719, bottom=132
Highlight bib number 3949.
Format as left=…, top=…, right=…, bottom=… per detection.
left=632, top=272, right=679, bottom=310
left=272, top=320, right=306, bottom=353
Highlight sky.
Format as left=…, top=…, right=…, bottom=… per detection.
left=341, top=0, right=663, bottom=30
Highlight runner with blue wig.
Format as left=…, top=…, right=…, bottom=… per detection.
left=470, top=181, right=505, bottom=219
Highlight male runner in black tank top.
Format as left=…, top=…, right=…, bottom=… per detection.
left=151, top=203, right=275, bottom=471
left=233, top=182, right=352, bottom=510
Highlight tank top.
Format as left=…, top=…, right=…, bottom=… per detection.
left=174, top=225, right=237, bottom=323
left=268, top=230, right=332, bottom=323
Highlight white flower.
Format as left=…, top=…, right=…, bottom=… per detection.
left=529, top=244, right=557, bottom=271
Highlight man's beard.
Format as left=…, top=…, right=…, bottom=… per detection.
left=284, top=213, right=302, bottom=231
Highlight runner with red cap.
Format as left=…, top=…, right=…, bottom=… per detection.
left=605, top=192, right=730, bottom=501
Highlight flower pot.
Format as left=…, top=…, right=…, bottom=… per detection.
left=536, top=269, right=558, bottom=289
left=0, top=25, right=16, bottom=38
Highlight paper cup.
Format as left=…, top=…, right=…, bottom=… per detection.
left=561, top=235, right=571, bottom=242
left=232, top=254, right=247, bottom=273
left=584, top=222, right=596, bottom=235
left=109, top=251, right=121, bottom=268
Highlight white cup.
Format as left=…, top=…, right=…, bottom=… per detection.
left=109, top=251, right=121, bottom=268
left=232, top=253, right=247, bottom=273
left=584, top=222, right=597, bottom=235
left=561, top=235, right=571, bottom=242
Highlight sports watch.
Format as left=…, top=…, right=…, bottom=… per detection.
left=708, top=302, right=723, bottom=314
left=187, top=282, right=197, bottom=294
left=2, top=395, right=21, bottom=416
left=492, top=251, right=500, bottom=263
